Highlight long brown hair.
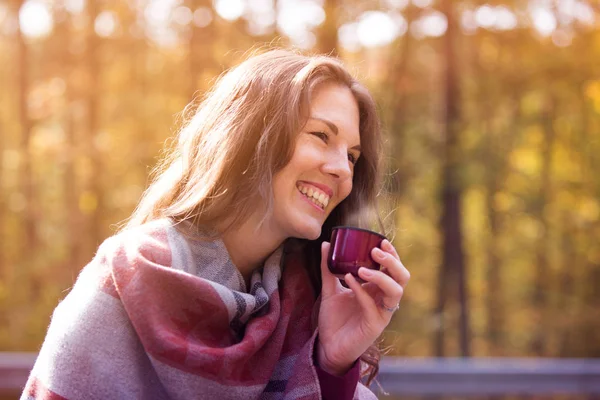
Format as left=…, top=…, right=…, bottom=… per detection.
left=125, top=48, right=384, bottom=385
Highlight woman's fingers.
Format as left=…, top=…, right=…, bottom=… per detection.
left=371, top=246, right=410, bottom=286
left=357, top=267, right=404, bottom=304
left=381, top=240, right=400, bottom=260
left=343, top=273, right=378, bottom=315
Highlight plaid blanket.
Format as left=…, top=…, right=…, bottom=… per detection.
left=22, top=219, right=376, bottom=399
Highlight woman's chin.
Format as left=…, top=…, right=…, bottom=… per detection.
left=292, top=223, right=322, bottom=241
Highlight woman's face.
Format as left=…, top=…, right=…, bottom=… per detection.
left=270, top=83, right=361, bottom=240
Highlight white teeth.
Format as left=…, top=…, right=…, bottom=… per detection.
left=297, top=184, right=330, bottom=209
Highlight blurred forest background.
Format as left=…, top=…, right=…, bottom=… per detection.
left=0, top=0, right=599, bottom=361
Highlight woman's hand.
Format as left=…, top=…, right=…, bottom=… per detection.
left=315, top=240, right=410, bottom=375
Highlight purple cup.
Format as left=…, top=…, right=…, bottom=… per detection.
left=327, top=226, right=387, bottom=280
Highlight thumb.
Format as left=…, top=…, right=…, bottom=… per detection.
left=320, top=241, right=338, bottom=297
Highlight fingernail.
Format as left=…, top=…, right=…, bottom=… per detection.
left=360, top=268, right=373, bottom=277
left=373, top=248, right=384, bottom=257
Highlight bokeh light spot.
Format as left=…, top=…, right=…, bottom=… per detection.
left=531, top=7, right=556, bottom=36
left=338, top=22, right=360, bottom=52
left=494, top=6, right=517, bottom=31
left=172, top=6, right=193, bottom=26
left=412, top=0, right=433, bottom=8
left=475, top=5, right=496, bottom=29
left=214, top=0, right=245, bottom=21
left=193, top=7, right=213, bottom=28
left=357, top=11, right=403, bottom=48
left=412, top=10, right=447, bottom=38
left=19, top=0, right=53, bottom=38
left=94, top=11, right=118, bottom=37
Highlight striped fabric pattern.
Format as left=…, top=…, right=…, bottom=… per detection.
left=21, top=219, right=376, bottom=400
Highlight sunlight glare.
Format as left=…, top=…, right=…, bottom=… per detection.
left=556, top=0, right=595, bottom=26
left=475, top=5, right=495, bottom=28
left=193, top=7, right=213, bottom=28
left=19, top=0, right=53, bottom=38
left=290, top=31, right=316, bottom=50
left=551, top=29, right=573, bottom=47
left=356, top=11, right=403, bottom=48
left=172, top=6, right=193, bottom=25
left=143, top=0, right=181, bottom=47
left=94, top=11, right=117, bottom=37
left=247, top=0, right=273, bottom=14
left=414, top=10, right=447, bottom=38
left=557, top=0, right=576, bottom=24
left=391, top=11, right=408, bottom=37
left=277, top=0, right=324, bottom=37
left=461, top=9, right=478, bottom=34
left=245, top=0, right=276, bottom=35
left=65, top=0, right=85, bottom=14
left=338, top=22, right=360, bottom=52
left=214, top=0, right=245, bottom=21
left=412, top=0, right=433, bottom=8
left=574, top=2, right=595, bottom=26
left=494, top=6, right=517, bottom=30
left=385, top=0, right=409, bottom=10
left=145, top=0, right=173, bottom=25
left=531, top=7, right=556, bottom=36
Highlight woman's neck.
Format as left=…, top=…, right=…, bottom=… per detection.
left=219, top=214, right=285, bottom=288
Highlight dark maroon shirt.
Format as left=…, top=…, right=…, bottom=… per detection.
left=314, top=344, right=360, bottom=400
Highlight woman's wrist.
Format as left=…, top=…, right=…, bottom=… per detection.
left=315, top=340, right=354, bottom=376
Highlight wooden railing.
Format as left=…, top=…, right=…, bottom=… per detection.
left=2, top=353, right=600, bottom=397
left=376, top=357, right=600, bottom=396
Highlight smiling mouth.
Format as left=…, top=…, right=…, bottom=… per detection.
left=297, top=183, right=330, bottom=210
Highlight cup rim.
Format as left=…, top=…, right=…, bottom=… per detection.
left=331, top=226, right=387, bottom=240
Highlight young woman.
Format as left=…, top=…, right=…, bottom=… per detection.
left=22, top=49, right=410, bottom=400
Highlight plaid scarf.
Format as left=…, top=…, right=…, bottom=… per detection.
left=22, top=219, right=375, bottom=399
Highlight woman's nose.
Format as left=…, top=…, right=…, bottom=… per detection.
left=322, top=149, right=352, bottom=180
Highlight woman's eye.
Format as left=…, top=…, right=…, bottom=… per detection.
left=310, top=131, right=328, bottom=142
left=348, top=153, right=358, bottom=165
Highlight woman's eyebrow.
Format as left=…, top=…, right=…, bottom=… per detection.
left=309, top=117, right=361, bottom=151
left=310, top=117, right=339, bottom=135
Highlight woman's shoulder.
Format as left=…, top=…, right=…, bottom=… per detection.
left=95, top=218, right=178, bottom=267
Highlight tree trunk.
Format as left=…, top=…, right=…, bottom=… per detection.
left=583, top=257, right=600, bottom=357
left=578, top=82, right=600, bottom=358
left=16, top=0, right=37, bottom=253
left=316, top=0, right=338, bottom=56
left=483, top=88, right=521, bottom=356
left=188, top=0, right=214, bottom=101
left=53, top=3, right=83, bottom=276
left=435, top=0, right=470, bottom=357
left=558, top=212, right=576, bottom=356
left=530, top=96, right=556, bottom=356
left=129, top=2, right=151, bottom=187
left=384, top=4, right=418, bottom=198
left=0, top=102, right=4, bottom=281
left=85, top=0, right=103, bottom=252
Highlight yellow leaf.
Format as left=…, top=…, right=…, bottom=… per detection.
left=579, top=197, right=600, bottom=222
left=584, top=79, right=600, bottom=113
left=509, top=147, right=541, bottom=176
left=494, top=191, right=519, bottom=212
left=79, top=191, right=98, bottom=214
